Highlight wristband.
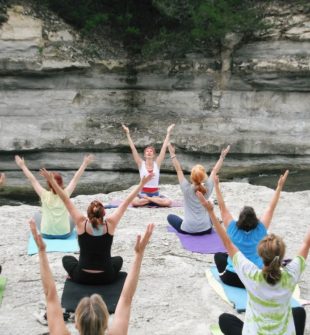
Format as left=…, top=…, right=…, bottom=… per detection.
left=170, top=155, right=176, bottom=159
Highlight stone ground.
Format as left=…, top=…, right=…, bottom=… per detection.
left=0, top=182, right=309, bottom=335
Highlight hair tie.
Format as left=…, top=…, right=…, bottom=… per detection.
left=271, top=255, right=280, bottom=265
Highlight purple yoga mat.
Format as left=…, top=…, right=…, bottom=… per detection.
left=167, top=226, right=226, bottom=254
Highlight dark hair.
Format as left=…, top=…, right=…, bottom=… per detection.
left=258, top=234, right=286, bottom=285
left=87, top=201, right=105, bottom=229
left=236, top=206, right=258, bottom=231
left=47, top=172, right=64, bottom=194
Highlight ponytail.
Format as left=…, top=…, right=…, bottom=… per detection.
left=258, top=234, right=286, bottom=285
left=195, top=183, right=207, bottom=194
left=191, top=164, right=207, bottom=195
left=87, top=201, right=105, bottom=229
left=47, top=172, right=64, bottom=194
left=262, top=256, right=282, bottom=285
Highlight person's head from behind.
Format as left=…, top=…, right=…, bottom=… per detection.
left=191, top=164, right=207, bottom=195
left=237, top=206, right=259, bottom=232
left=47, top=172, right=64, bottom=194
left=144, top=146, right=156, bottom=159
left=75, top=294, right=109, bottom=335
left=258, top=233, right=286, bottom=285
left=87, top=200, right=105, bottom=229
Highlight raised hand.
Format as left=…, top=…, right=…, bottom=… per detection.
left=83, top=154, right=95, bottom=165
left=134, top=223, right=154, bottom=255
left=122, top=124, right=130, bottom=134
left=15, top=155, right=25, bottom=167
left=277, top=170, right=289, bottom=189
left=168, top=143, right=175, bottom=156
left=0, top=173, right=5, bottom=186
left=167, top=124, right=175, bottom=134
left=221, top=145, right=230, bottom=159
left=39, top=168, right=53, bottom=182
left=196, top=191, right=214, bottom=211
left=141, top=173, right=155, bottom=185
left=29, top=218, right=46, bottom=252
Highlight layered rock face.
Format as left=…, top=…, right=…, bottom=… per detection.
left=0, top=3, right=309, bottom=197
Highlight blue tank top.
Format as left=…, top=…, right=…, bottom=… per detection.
left=78, top=220, right=113, bottom=270
left=226, top=220, right=267, bottom=273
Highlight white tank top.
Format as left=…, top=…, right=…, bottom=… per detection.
left=139, top=161, right=160, bottom=188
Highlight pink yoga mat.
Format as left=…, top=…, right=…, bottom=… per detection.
left=167, top=226, right=226, bottom=254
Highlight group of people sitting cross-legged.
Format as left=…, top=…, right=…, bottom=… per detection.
left=0, top=123, right=308, bottom=335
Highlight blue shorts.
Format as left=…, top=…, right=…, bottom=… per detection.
left=42, top=232, right=72, bottom=239
left=138, top=191, right=166, bottom=207
left=139, top=191, right=160, bottom=197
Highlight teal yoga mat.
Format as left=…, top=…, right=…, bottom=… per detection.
left=27, top=230, right=79, bottom=255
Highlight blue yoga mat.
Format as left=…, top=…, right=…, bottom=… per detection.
left=28, top=230, right=79, bottom=255
left=209, top=266, right=300, bottom=313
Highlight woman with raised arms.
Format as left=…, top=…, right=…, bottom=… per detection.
left=15, top=154, right=94, bottom=239
left=166, top=144, right=230, bottom=235
left=213, top=171, right=289, bottom=288
left=40, top=168, right=153, bottom=285
left=29, top=218, right=154, bottom=335
left=122, top=123, right=175, bottom=207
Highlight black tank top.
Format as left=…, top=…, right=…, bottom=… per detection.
left=78, top=220, right=113, bottom=270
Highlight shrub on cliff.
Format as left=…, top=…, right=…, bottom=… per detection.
left=0, top=0, right=9, bottom=25
left=38, top=0, right=264, bottom=57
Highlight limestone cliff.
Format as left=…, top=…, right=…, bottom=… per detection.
left=0, top=2, right=309, bottom=198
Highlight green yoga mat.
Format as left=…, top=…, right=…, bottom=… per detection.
left=0, top=276, right=7, bottom=305
left=210, top=324, right=223, bottom=335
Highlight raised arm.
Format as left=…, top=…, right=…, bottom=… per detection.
left=210, top=145, right=230, bottom=180
left=260, top=170, right=289, bottom=229
left=214, top=176, right=233, bottom=227
left=0, top=173, right=5, bottom=186
left=29, top=219, right=70, bottom=335
left=40, top=169, right=85, bottom=227
left=196, top=192, right=238, bottom=258
left=168, top=143, right=185, bottom=183
left=298, top=229, right=310, bottom=260
left=156, top=124, right=175, bottom=166
left=122, top=124, right=143, bottom=167
left=65, top=154, right=95, bottom=196
left=109, top=224, right=154, bottom=335
left=107, top=174, right=154, bottom=231
left=15, top=155, right=45, bottom=196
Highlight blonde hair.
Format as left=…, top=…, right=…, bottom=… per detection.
left=190, top=164, right=207, bottom=195
left=75, top=294, right=109, bottom=335
left=258, top=234, right=286, bottom=285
